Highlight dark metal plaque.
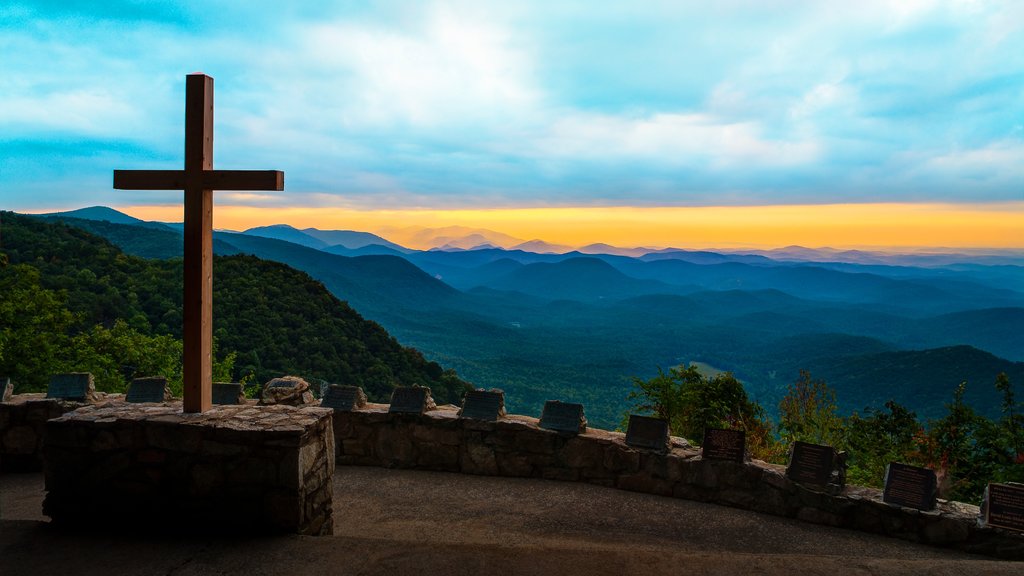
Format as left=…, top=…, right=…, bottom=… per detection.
left=701, top=428, right=746, bottom=462
left=46, top=373, right=92, bottom=401
left=321, top=385, right=365, bottom=412
left=125, top=377, right=169, bottom=403
left=389, top=386, right=427, bottom=414
left=883, top=462, right=937, bottom=511
left=269, top=379, right=300, bottom=388
left=459, top=390, right=504, bottom=421
left=539, top=400, right=585, bottom=434
left=786, top=441, right=836, bottom=486
left=984, top=483, right=1024, bottom=532
left=625, top=415, right=669, bottom=450
left=212, top=382, right=245, bottom=405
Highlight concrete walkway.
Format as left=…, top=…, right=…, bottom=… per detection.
left=1, top=467, right=1019, bottom=576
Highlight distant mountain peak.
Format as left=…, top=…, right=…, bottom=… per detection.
left=511, top=239, right=572, bottom=254
left=40, top=206, right=145, bottom=225
left=240, top=225, right=328, bottom=250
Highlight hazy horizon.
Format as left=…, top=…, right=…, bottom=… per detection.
left=25, top=204, right=1024, bottom=255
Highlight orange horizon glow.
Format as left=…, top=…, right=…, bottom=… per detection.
left=112, top=202, right=1024, bottom=251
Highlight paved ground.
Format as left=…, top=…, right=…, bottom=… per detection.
left=1, top=467, right=1020, bottom=576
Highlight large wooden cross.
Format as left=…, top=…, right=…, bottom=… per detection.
left=114, top=73, right=284, bottom=413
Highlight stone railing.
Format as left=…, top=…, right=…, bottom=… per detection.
left=2, top=393, right=1021, bottom=556
left=333, top=404, right=1024, bottom=560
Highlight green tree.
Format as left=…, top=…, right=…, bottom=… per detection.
left=0, top=265, right=76, bottom=391
left=994, top=372, right=1024, bottom=480
left=845, top=400, right=922, bottom=488
left=777, top=370, right=845, bottom=449
left=627, top=364, right=776, bottom=459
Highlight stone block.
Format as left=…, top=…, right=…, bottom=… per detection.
left=496, top=452, right=535, bottom=477
left=462, top=441, right=498, bottom=475
left=603, top=444, right=640, bottom=473
left=514, top=429, right=556, bottom=454
left=416, top=442, right=460, bottom=470
left=922, top=516, right=971, bottom=544
left=564, top=436, right=603, bottom=469
left=3, top=425, right=37, bottom=454
left=43, top=402, right=334, bottom=536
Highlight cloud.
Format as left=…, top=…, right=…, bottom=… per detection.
left=2, top=0, right=1023, bottom=211
left=535, top=112, right=821, bottom=170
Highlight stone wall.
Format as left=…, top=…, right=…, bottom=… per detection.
left=0, top=395, right=89, bottom=472
left=333, top=404, right=1024, bottom=560
left=44, top=402, right=334, bottom=536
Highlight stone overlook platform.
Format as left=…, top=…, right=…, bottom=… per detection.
left=2, top=392, right=1022, bottom=559
left=43, top=402, right=334, bottom=535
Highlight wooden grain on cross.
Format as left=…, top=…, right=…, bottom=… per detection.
left=114, top=73, right=284, bottom=413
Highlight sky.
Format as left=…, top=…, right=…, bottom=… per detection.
left=2, top=0, right=1023, bottom=249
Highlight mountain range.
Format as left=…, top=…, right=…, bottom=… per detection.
left=31, top=206, right=1024, bottom=428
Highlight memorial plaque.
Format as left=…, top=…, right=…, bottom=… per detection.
left=459, top=389, right=505, bottom=421
left=701, top=428, right=746, bottom=462
left=321, top=385, right=367, bottom=412
left=125, top=377, right=169, bottom=403
left=269, top=378, right=299, bottom=388
left=883, top=462, right=937, bottom=511
left=212, top=382, right=245, bottom=405
left=389, top=386, right=428, bottom=414
left=625, top=415, right=670, bottom=450
left=983, top=482, right=1024, bottom=532
left=46, top=373, right=94, bottom=401
left=786, top=441, right=836, bottom=486
left=539, top=400, right=586, bottom=434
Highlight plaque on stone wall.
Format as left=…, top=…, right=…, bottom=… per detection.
left=701, top=428, right=746, bottom=462
left=46, top=373, right=95, bottom=401
left=982, top=482, right=1024, bottom=532
left=1, top=377, right=11, bottom=402
left=321, top=385, right=367, bottom=412
left=786, top=441, right=836, bottom=486
left=212, top=382, right=245, bottom=405
left=389, top=386, right=429, bottom=414
left=539, top=400, right=586, bottom=434
left=125, top=377, right=169, bottom=403
left=883, top=462, right=937, bottom=511
left=459, top=389, right=505, bottom=421
left=625, top=415, right=670, bottom=451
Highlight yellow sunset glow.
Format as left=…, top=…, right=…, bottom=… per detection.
left=118, top=202, right=1024, bottom=251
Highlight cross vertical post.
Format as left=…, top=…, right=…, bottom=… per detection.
left=114, top=73, right=284, bottom=413
left=183, top=74, right=215, bottom=413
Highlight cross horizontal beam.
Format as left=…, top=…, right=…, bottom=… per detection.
left=114, top=169, right=284, bottom=191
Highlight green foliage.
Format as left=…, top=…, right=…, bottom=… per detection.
left=914, top=377, right=1024, bottom=501
left=844, top=401, right=922, bottom=488
left=777, top=370, right=845, bottom=449
left=0, top=265, right=76, bottom=390
left=628, top=362, right=1022, bottom=503
left=626, top=364, right=776, bottom=459
left=66, top=320, right=183, bottom=393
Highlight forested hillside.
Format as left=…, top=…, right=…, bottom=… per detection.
left=0, top=212, right=471, bottom=403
